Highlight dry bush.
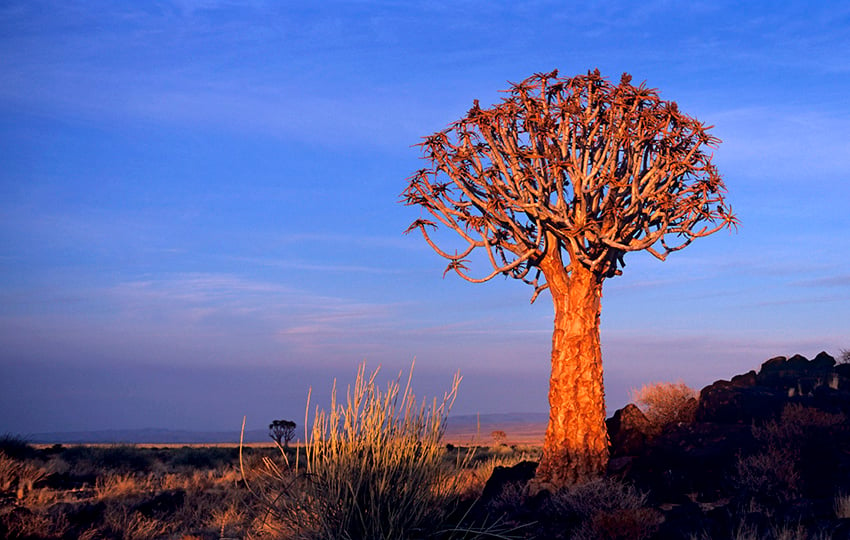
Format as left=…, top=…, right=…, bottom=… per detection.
left=95, top=473, right=151, bottom=500
left=580, top=507, right=661, bottom=540
left=547, top=478, right=649, bottom=519
left=736, top=445, right=800, bottom=502
left=15, top=461, right=48, bottom=501
left=0, top=434, right=34, bottom=460
left=545, top=478, right=658, bottom=540
left=0, top=452, right=50, bottom=501
left=208, top=501, right=247, bottom=538
left=736, top=404, right=845, bottom=504
left=631, top=381, right=698, bottom=428
left=2, top=508, right=70, bottom=539
left=102, top=505, right=170, bottom=540
left=0, top=452, right=22, bottom=492
left=22, top=486, right=64, bottom=507
left=245, top=361, right=517, bottom=540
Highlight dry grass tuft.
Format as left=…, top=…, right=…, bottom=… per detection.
left=95, top=473, right=150, bottom=500
left=244, top=361, right=516, bottom=539
left=835, top=492, right=850, bottom=519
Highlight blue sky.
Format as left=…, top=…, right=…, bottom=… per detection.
left=1, top=1, right=849, bottom=434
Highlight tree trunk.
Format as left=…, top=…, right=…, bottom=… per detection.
left=534, top=255, right=608, bottom=489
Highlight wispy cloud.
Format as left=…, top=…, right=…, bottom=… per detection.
left=793, top=274, right=850, bottom=288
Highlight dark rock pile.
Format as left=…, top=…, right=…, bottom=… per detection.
left=611, top=351, right=850, bottom=538
left=484, top=352, right=850, bottom=539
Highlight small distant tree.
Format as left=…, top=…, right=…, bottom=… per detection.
left=839, top=348, right=850, bottom=364
left=269, top=419, right=296, bottom=448
left=491, top=430, right=507, bottom=445
left=403, top=69, right=736, bottom=487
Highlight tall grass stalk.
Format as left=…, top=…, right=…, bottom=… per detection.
left=244, top=361, right=514, bottom=539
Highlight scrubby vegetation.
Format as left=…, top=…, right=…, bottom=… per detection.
left=5, top=352, right=850, bottom=539
left=0, top=439, right=533, bottom=539
left=243, top=362, right=522, bottom=539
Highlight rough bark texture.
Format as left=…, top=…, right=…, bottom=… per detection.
left=534, top=253, right=608, bottom=487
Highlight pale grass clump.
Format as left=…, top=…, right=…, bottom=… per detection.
left=0, top=451, right=22, bottom=492
left=0, top=452, right=50, bottom=501
left=95, top=472, right=152, bottom=500
left=208, top=501, right=247, bottom=539
left=631, top=381, right=698, bottom=428
left=245, top=361, right=514, bottom=540
left=835, top=492, right=850, bottom=519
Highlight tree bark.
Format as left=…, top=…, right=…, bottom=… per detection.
left=534, top=253, right=608, bottom=489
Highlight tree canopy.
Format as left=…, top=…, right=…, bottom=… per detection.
left=404, top=69, right=736, bottom=301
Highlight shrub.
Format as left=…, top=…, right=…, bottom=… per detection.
left=245, top=361, right=516, bottom=540
left=0, top=434, right=34, bottom=460
left=60, top=444, right=154, bottom=475
left=167, top=446, right=236, bottom=470
left=544, top=478, right=658, bottom=540
left=0, top=452, right=22, bottom=492
left=735, top=403, right=846, bottom=504
left=630, top=381, right=698, bottom=428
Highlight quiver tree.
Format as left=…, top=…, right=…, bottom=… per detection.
left=269, top=419, right=296, bottom=448
left=402, top=69, right=736, bottom=488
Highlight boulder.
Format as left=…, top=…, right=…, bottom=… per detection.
left=811, top=351, right=837, bottom=370
left=607, top=404, right=654, bottom=457
left=479, top=460, right=537, bottom=508
left=622, top=422, right=755, bottom=503
left=730, top=370, right=757, bottom=387
left=696, top=381, right=785, bottom=424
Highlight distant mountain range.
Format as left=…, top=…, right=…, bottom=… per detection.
left=25, top=413, right=549, bottom=444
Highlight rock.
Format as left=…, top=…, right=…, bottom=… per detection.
left=621, top=423, right=755, bottom=504
left=730, top=370, right=757, bottom=387
left=760, top=355, right=787, bottom=371
left=757, top=355, right=810, bottom=390
left=787, top=354, right=810, bottom=369
left=607, top=404, right=654, bottom=457
left=479, top=460, right=537, bottom=508
left=811, top=351, right=837, bottom=370
left=606, top=456, right=635, bottom=477
left=696, top=382, right=785, bottom=424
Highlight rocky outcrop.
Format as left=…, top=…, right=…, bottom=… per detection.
left=696, top=351, right=850, bottom=424
left=602, top=352, right=850, bottom=538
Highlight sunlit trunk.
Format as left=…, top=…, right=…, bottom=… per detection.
left=534, top=255, right=608, bottom=489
